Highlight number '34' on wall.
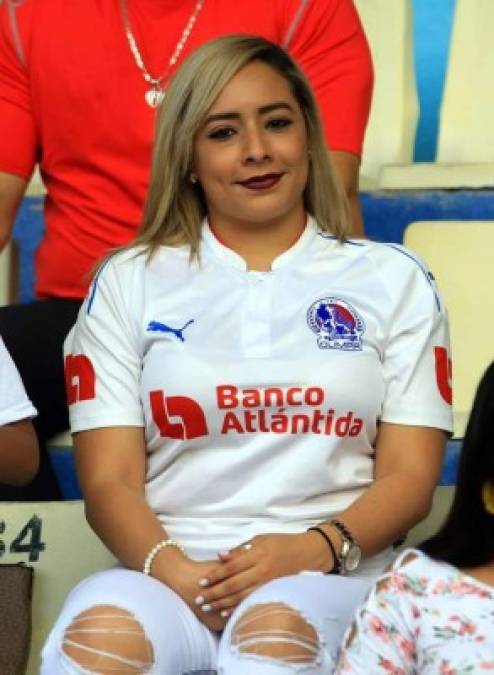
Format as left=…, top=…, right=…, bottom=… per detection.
left=0, top=516, right=45, bottom=562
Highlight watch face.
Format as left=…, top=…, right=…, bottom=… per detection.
left=344, top=544, right=362, bottom=573
left=340, top=539, right=350, bottom=557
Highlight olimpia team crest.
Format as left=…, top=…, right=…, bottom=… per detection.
left=307, top=297, right=365, bottom=351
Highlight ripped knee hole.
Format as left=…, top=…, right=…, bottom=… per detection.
left=231, top=602, right=320, bottom=664
left=61, top=604, right=155, bottom=674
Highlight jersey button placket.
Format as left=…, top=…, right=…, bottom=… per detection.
left=242, top=273, right=272, bottom=357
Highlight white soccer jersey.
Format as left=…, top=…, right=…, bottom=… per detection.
left=0, top=337, right=37, bottom=425
left=65, top=217, right=453, bottom=567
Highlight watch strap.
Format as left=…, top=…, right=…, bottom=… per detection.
left=307, top=527, right=340, bottom=574
left=330, top=519, right=358, bottom=545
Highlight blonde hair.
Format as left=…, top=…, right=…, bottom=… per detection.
left=134, top=35, right=350, bottom=257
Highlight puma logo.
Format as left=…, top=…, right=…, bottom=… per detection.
left=147, top=319, right=194, bottom=342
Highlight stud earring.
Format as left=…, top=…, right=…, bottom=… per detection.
left=190, top=173, right=198, bottom=184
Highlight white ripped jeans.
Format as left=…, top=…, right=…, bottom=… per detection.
left=41, top=567, right=373, bottom=674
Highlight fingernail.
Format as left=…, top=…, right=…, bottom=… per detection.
left=218, top=550, right=230, bottom=557
left=243, top=543, right=253, bottom=551
left=201, top=604, right=212, bottom=613
left=199, top=578, right=209, bottom=587
left=220, top=610, right=230, bottom=618
left=194, top=595, right=204, bottom=605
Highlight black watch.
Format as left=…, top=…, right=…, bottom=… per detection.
left=329, top=519, right=362, bottom=574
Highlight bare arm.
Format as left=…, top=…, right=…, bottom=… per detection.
left=320, top=423, right=446, bottom=558
left=0, top=418, right=39, bottom=486
left=0, top=171, right=28, bottom=250
left=0, top=173, right=27, bottom=300
left=75, top=426, right=228, bottom=630
left=330, top=150, right=364, bottom=238
left=75, top=426, right=172, bottom=571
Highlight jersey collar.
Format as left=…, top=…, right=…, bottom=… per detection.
left=201, top=216, right=319, bottom=271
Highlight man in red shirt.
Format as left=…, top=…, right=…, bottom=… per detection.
left=0, top=0, right=373, bottom=499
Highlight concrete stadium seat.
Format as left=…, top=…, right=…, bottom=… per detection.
left=48, top=431, right=81, bottom=500
left=380, top=0, right=494, bottom=189
left=25, top=167, right=46, bottom=198
left=49, top=431, right=72, bottom=448
left=1, top=501, right=115, bottom=675
left=2, top=168, right=45, bottom=305
left=406, top=486, right=454, bottom=547
left=436, top=0, right=494, bottom=168
left=354, top=0, right=419, bottom=189
left=404, top=220, right=494, bottom=437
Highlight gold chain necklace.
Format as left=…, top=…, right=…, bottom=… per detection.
left=119, top=0, right=206, bottom=108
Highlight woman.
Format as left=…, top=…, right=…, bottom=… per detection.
left=336, top=363, right=494, bottom=673
left=42, top=36, right=452, bottom=674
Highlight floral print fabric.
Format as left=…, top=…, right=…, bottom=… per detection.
left=336, top=548, right=494, bottom=674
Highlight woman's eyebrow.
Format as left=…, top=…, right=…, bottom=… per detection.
left=204, top=111, right=241, bottom=124
left=204, top=102, right=295, bottom=125
left=258, top=102, right=295, bottom=115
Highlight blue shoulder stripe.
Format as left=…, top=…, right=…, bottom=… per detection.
left=317, top=233, right=441, bottom=311
left=384, top=244, right=441, bottom=312
left=86, top=258, right=111, bottom=315
left=317, top=232, right=366, bottom=247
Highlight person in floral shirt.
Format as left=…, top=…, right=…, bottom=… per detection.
left=336, top=362, right=494, bottom=674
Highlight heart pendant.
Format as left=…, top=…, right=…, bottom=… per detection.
left=145, top=88, right=165, bottom=108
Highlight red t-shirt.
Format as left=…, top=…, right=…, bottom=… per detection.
left=0, top=0, right=372, bottom=299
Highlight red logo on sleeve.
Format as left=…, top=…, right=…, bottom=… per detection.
left=150, top=391, right=209, bottom=439
left=434, top=346, right=452, bottom=405
left=65, top=355, right=96, bottom=404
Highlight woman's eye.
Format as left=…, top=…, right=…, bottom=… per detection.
left=207, top=127, right=236, bottom=140
left=266, top=118, right=293, bottom=130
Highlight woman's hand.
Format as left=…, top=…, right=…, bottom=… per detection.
left=191, top=532, right=332, bottom=616
left=161, top=557, right=231, bottom=631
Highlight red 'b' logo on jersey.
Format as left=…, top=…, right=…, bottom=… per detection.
left=150, top=391, right=209, bottom=439
left=65, top=354, right=96, bottom=404
left=434, top=346, right=452, bottom=405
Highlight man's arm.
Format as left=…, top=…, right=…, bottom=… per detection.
left=330, top=151, right=364, bottom=237
left=0, top=172, right=28, bottom=301
left=0, top=172, right=28, bottom=250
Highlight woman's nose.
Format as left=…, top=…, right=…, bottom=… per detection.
left=243, top=127, right=271, bottom=164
